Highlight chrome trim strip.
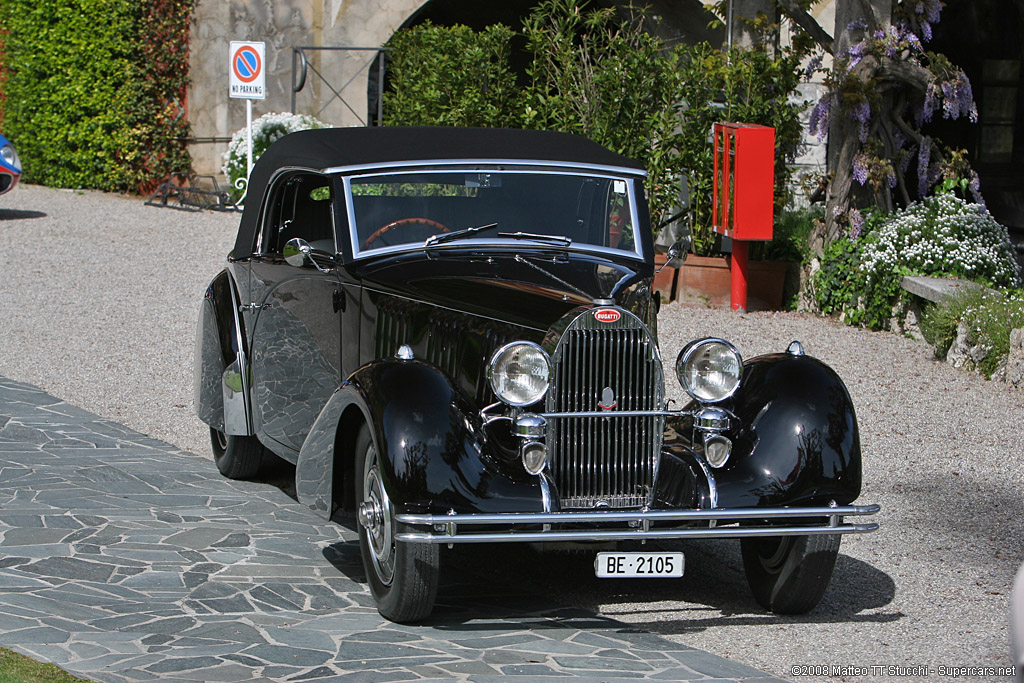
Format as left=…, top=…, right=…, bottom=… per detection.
left=542, top=409, right=685, bottom=419
left=399, top=504, right=878, bottom=525
left=396, top=524, right=878, bottom=544
left=224, top=275, right=254, bottom=435
left=394, top=504, right=879, bottom=544
left=324, top=159, right=649, bottom=177
left=395, top=501, right=876, bottom=544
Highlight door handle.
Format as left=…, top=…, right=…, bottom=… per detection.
left=333, top=289, right=346, bottom=313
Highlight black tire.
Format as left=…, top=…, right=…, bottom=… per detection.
left=355, top=426, right=439, bottom=623
left=741, top=533, right=841, bottom=614
left=210, top=427, right=265, bottom=479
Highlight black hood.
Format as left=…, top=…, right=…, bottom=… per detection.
left=351, top=247, right=651, bottom=331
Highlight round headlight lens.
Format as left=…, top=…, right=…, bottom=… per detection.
left=1, top=144, right=20, bottom=170
left=676, top=339, right=742, bottom=403
left=488, top=341, right=550, bottom=407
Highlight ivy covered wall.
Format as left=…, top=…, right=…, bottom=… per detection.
left=0, top=0, right=194, bottom=192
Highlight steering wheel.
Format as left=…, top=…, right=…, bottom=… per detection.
left=362, top=218, right=449, bottom=249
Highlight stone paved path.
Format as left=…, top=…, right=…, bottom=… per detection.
left=0, top=377, right=781, bottom=682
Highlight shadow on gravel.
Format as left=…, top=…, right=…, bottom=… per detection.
left=0, top=208, right=46, bottom=221
left=904, top=474, right=1024, bottom=567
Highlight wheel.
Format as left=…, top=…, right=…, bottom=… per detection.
left=210, top=427, right=265, bottom=479
left=741, top=533, right=841, bottom=614
left=362, top=218, right=448, bottom=249
left=355, top=425, right=439, bottom=622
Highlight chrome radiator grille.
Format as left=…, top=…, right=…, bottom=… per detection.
left=545, top=308, right=664, bottom=509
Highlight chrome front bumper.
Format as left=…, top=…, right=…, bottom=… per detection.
left=395, top=504, right=880, bottom=544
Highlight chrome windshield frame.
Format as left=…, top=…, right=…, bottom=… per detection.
left=341, top=164, right=648, bottom=262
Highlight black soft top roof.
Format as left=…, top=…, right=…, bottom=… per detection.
left=232, top=126, right=645, bottom=258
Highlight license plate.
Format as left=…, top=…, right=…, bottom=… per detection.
left=594, top=552, right=684, bottom=578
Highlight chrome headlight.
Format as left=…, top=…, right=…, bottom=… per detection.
left=488, top=341, right=550, bottom=407
left=676, top=338, right=742, bottom=403
left=1, top=144, right=20, bottom=171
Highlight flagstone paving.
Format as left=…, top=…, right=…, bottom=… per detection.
left=0, top=376, right=781, bottom=682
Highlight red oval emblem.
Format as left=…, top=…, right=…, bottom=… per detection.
left=594, top=309, right=621, bottom=323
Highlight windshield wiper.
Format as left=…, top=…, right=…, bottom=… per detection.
left=424, top=222, right=499, bottom=247
left=497, top=231, right=572, bottom=246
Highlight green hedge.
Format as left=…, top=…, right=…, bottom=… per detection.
left=0, top=0, right=194, bottom=192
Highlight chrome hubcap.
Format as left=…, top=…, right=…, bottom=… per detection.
left=361, top=444, right=394, bottom=585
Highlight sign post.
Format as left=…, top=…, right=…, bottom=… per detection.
left=228, top=41, right=266, bottom=187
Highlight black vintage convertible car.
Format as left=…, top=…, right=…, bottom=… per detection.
left=194, top=126, right=878, bottom=622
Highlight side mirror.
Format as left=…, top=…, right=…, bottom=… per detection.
left=283, top=237, right=333, bottom=274
left=283, top=237, right=312, bottom=267
left=655, top=220, right=691, bottom=270
left=664, top=235, right=690, bottom=269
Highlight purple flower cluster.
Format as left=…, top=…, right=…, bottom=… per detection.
left=940, top=73, right=978, bottom=122
left=846, top=41, right=866, bottom=71
left=853, top=152, right=870, bottom=185
left=803, top=53, right=823, bottom=82
left=809, top=94, right=831, bottom=141
left=920, top=82, right=939, bottom=124
left=852, top=100, right=872, bottom=142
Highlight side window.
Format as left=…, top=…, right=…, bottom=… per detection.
left=261, top=173, right=336, bottom=255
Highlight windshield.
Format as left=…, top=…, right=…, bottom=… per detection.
left=346, top=169, right=641, bottom=257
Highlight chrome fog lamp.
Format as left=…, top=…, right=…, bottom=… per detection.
left=515, top=413, right=547, bottom=439
left=676, top=338, right=742, bottom=403
left=704, top=434, right=733, bottom=468
left=521, top=441, right=548, bottom=475
left=488, top=341, right=550, bottom=407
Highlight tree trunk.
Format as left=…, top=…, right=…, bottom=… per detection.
left=811, top=0, right=894, bottom=256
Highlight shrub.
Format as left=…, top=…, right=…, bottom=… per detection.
left=223, top=112, right=327, bottom=199
left=921, top=287, right=1024, bottom=378
left=0, top=0, right=193, bottom=192
left=384, top=22, right=519, bottom=128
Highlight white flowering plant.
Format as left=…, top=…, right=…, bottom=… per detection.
left=813, top=191, right=1021, bottom=330
left=859, top=193, right=1019, bottom=287
left=222, top=112, right=327, bottom=199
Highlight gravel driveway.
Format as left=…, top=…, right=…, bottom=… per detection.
left=2, top=184, right=1022, bottom=681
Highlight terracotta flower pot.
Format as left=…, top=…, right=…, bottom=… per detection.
left=675, top=255, right=789, bottom=310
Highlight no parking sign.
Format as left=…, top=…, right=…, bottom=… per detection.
left=229, top=41, right=265, bottom=99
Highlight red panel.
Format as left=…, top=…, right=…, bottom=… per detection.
left=712, top=123, right=775, bottom=241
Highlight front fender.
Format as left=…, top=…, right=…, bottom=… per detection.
left=193, top=270, right=250, bottom=434
left=713, top=353, right=862, bottom=508
left=296, top=359, right=547, bottom=521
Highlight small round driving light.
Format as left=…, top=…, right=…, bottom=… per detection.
left=704, top=435, right=732, bottom=468
left=488, top=341, right=550, bottom=407
left=676, top=338, right=742, bottom=403
left=521, top=442, right=548, bottom=475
